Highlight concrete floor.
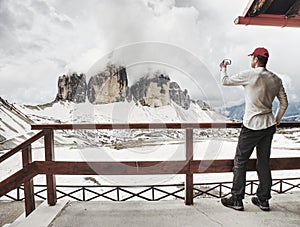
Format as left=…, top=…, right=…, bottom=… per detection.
left=48, top=193, right=300, bottom=227
left=2, top=192, right=300, bottom=227
left=0, top=201, right=43, bottom=227
left=0, top=201, right=24, bottom=227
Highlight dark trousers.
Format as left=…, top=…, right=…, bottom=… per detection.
left=231, top=125, right=276, bottom=200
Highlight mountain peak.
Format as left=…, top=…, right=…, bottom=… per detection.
left=55, top=63, right=210, bottom=111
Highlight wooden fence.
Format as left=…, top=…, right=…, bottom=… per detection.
left=1, top=122, right=300, bottom=216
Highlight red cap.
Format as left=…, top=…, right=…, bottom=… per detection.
left=248, top=47, right=269, bottom=58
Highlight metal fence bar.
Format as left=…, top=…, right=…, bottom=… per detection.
left=153, top=187, right=184, bottom=201
left=2, top=178, right=299, bottom=202
left=82, top=187, right=85, bottom=201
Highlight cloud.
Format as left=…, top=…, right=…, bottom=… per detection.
left=147, top=0, right=175, bottom=15
left=30, top=0, right=73, bottom=28
left=0, top=0, right=76, bottom=104
left=0, top=0, right=299, bottom=106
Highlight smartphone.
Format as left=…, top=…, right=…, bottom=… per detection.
left=223, top=59, right=231, bottom=65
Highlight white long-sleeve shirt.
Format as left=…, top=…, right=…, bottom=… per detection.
left=221, top=67, right=288, bottom=130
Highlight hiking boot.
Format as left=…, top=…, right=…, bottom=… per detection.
left=221, top=196, right=244, bottom=211
left=252, top=197, right=270, bottom=211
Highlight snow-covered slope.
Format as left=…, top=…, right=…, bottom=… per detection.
left=0, top=99, right=228, bottom=150
left=22, top=100, right=227, bottom=124
left=0, top=98, right=35, bottom=149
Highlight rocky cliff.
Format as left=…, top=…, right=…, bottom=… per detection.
left=169, top=81, right=190, bottom=110
left=55, top=73, right=87, bottom=103
left=55, top=64, right=209, bottom=110
left=130, top=73, right=171, bottom=108
left=87, top=64, right=128, bottom=104
left=130, top=73, right=191, bottom=109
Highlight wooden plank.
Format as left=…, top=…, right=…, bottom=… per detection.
left=35, top=161, right=189, bottom=175
left=0, top=131, right=45, bottom=164
left=0, top=163, right=37, bottom=197
left=31, top=122, right=300, bottom=131
left=190, top=158, right=300, bottom=173
left=31, top=122, right=242, bottom=130
left=22, top=145, right=35, bottom=216
left=44, top=129, right=57, bottom=206
left=191, top=160, right=234, bottom=173
left=270, top=157, right=300, bottom=170
left=185, top=128, right=193, bottom=205
left=34, top=158, right=300, bottom=176
left=276, top=122, right=300, bottom=128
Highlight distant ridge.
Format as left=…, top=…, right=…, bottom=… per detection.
left=0, top=97, right=34, bottom=124
left=223, top=102, right=300, bottom=122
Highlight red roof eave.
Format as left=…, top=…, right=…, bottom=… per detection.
left=235, top=14, right=300, bottom=28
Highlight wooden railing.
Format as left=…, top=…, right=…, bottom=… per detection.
left=1, top=122, right=300, bottom=216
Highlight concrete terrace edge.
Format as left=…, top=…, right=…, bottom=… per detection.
left=4, top=200, right=69, bottom=227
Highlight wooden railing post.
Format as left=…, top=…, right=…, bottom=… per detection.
left=185, top=128, right=193, bottom=205
left=22, top=145, right=35, bottom=216
left=44, top=129, right=57, bottom=206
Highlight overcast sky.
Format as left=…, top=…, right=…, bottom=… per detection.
left=1, top=0, right=299, bottom=108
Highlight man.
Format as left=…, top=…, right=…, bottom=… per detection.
left=220, top=47, right=288, bottom=211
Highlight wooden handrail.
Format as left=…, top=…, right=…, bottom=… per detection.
left=32, top=158, right=300, bottom=175
left=276, top=122, right=300, bottom=127
left=190, top=158, right=300, bottom=173
left=35, top=161, right=189, bottom=175
left=0, top=131, right=45, bottom=163
left=31, top=122, right=300, bottom=130
left=31, top=122, right=242, bottom=130
left=0, top=162, right=38, bottom=197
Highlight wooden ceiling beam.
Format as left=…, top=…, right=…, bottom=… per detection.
left=235, top=14, right=300, bottom=27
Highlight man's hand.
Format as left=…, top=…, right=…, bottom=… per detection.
left=220, top=61, right=227, bottom=71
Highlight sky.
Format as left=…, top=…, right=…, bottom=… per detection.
left=0, top=0, right=299, bottom=108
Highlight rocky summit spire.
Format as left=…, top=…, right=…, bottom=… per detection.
left=55, top=73, right=87, bottom=103
left=130, top=73, right=171, bottom=108
left=87, top=64, right=128, bottom=104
